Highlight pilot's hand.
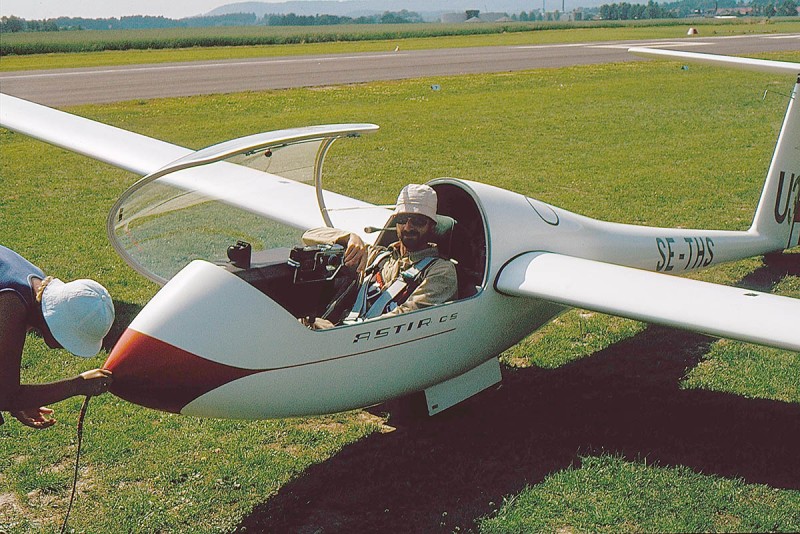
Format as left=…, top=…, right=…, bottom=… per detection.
left=10, top=406, right=56, bottom=429
left=78, top=368, right=113, bottom=396
left=311, top=318, right=335, bottom=330
left=300, top=317, right=336, bottom=329
left=345, top=234, right=367, bottom=272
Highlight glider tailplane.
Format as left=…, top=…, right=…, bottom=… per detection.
left=750, top=76, right=800, bottom=251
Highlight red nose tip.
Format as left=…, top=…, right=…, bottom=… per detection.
left=104, top=329, right=260, bottom=414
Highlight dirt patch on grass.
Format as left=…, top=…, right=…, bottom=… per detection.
left=0, top=492, right=23, bottom=514
left=1, top=492, right=33, bottom=532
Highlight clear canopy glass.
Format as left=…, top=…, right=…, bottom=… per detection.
left=107, top=124, right=378, bottom=284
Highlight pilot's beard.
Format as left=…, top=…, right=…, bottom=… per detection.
left=399, top=231, right=424, bottom=251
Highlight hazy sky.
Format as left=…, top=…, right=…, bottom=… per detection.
left=0, top=1, right=266, bottom=19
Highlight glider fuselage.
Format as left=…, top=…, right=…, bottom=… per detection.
left=105, top=169, right=797, bottom=418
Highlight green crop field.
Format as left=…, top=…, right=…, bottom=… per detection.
left=1, top=45, right=799, bottom=532
left=1, top=18, right=799, bottom=70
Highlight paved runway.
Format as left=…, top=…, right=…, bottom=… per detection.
left=0, top=33, right=798, bottom=106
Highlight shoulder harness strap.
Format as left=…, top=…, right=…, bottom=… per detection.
left=345, top=250, right=393, bottom=322
left=360, top=255, right=438, bottom=320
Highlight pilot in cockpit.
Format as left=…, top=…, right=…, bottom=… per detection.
left=301, top=184, right=457, bottom=329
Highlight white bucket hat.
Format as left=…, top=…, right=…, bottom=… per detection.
left=394, top=184, right=438, bottom=222
left=41, top=278, right=115, bottom=358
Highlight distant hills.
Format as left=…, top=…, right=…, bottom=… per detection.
left=205, top=0, right=613, bottom=21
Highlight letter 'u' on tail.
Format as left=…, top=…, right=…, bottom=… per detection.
left=750, top=76, right=800, bottom=251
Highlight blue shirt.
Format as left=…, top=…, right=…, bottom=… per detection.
left=0, top=244, right=45, bottom=316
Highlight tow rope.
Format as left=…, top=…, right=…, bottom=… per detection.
left=60, top=395, right=91, bottom=534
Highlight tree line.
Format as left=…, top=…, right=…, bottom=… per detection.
left=2, top=0, right=798, bottom=32
left=265, top=10, right=423, bottom=25
left=598, top=0, right=797, bottom=19
left=0, top=11, right=423, bottom=33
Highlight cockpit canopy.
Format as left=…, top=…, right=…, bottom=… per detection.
left=107, top=124, right=382, bottom=284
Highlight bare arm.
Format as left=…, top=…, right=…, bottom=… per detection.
left=302, top=227, right=367, bottom=271
left=0, top=292, right=28, bottom=410
left=0, top=293, right=111, bottom=427
left=5, top=370, right=111, bottom=411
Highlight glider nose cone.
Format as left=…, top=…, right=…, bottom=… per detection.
left=104, top=328, right=260, bottom=415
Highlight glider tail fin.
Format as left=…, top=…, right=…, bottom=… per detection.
left=750, top=77, right=800, bottom=251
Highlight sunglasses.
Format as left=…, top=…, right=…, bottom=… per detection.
left=395, top=214, right=432, bottom=227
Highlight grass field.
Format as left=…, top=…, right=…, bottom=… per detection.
left=1, top=19, right=799, bottom=71
left=1, top=46, right=799, bottom=532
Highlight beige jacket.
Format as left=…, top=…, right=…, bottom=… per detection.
left=302, top=227, right=457, bottom=317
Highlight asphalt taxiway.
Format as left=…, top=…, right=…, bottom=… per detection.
left=0, top=33, right=798, bottom=106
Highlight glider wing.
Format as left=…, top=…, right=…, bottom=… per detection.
left=1, top=93, right=393, bottom=282
left=628, top=47, right=800, bottom=75
left=496, top=251, right=800, bottom=352
left=0, top=92, right=188, bottom=174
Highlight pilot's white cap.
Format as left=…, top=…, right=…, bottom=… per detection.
left=395, top=184, right=437, bottom=222
left=42, top=278, right=115, bottom=358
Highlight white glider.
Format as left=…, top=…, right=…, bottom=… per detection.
left=1, top=48, right=797, bottom=419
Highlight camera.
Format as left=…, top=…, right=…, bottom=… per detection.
left=227, top=240, right=252, bottom=269
left=288, top=244, right=345, bottom=283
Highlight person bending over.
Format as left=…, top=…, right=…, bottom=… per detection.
left=1, top=245, right=114, bottom=429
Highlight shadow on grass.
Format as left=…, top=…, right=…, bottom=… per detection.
left=235, top=254, right=800, bottom=532
left=102, top=300, right=143, bottom=350
left=740, top=250, right=800, bottom=290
